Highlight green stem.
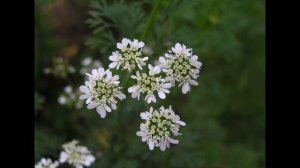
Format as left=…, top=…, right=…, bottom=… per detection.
left=140, top=0, right=163, bottom=41
left=141, top=95, right=150, bottom=109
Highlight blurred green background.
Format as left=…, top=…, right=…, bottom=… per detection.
left=35, top=0, right=265, bottom=167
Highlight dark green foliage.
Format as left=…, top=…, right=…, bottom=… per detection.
left=35, top=0, right=265, bottom=167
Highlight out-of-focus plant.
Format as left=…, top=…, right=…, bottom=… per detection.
left=80, top=57, right=103, bottom=76
left=58, top=85, right=83, bottom=109
left=35, top=139, right=96, bottom=168
left=44, top=57, right=76, bottom=78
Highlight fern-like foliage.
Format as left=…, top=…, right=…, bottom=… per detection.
left=85, top=0, right=146, bottom=55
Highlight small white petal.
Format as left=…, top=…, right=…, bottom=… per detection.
left=112, top=75, right=119, bottom=81
left=146, top=96, right=152, bottom=103
left=86, top=97, right=92, bottom=104
left=79, top=94, right=89, bottom=100
left=182, top=82, right=190, bottom=94
left=159, top=57, right=166, bottom=64
left=152, top=95, right=157, bottom=103
left=111, top=103, right=117, bottom=110
left=193, top=69, right=200, bottom=75
left=117, top=43, right=122, bottom=49
left=142, top=57, right=149, bottom=61
left=79, top=86, right=90, bottom=94
left=132, top=92, right=139, bottom=99
left=139, top=61, right=146, bottom=66
left=117, top=92, right=126, bottom=100
left=142, top=135, right=149, bottom=142
left=98, top=67, right=105, bottom=76
left=128, top=87, right=137, bottom=93
left=104, top=104, right=112, bottom=112
left=169, top=138, right=179, bottom=144
left=175, top=43, right=182, bottom=52
left=140, top=112, right=149, bottom=120
left=87, top=102, right=99, bottom=109
left=160, top=141, right=167, bottom=151
left=106, top=70, right=112, bottom=79
left=148, top=64, right=153, bottom=71
left=59, top=152, right=68, bottom=163
left=131, top=75, right=138, bottom=79
left=137, top=63, right=142, bottom=70
left=109, top=54, right=119, bottom=61
left=96, top=106, right=106, bottom=118
left=189, top=79, right=198, bottom=86
left=178, top=121, right=186, bottom=126
left=148, top=140, right=154, bottom=150
left=109, top=62, right=118, bottom=69
left=163, top=83, right=172, bottom=89
left=191, top=55, right=198, bottom=61
left=92, top=69, right=98, bottom=76
left=158, top=90, right=166, bottom=99
left=138, top=41, right=145, bottom=48
left=85, top=81, right=91, bottom=86
left=136, top=131, right=146, bottom=137
left=193, top=61, right=202, bottom=68
left=153, top=66, right=161, bottom=74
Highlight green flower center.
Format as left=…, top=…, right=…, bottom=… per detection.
left=119, top=47, right=142, bottom=71
left=69, top=151, right=81, bottom=162
left=136, top=73, right=161, bottom=95
left=146, top=114, right=173, bottom=140
left=91, top=79, right=118, bottom=103
left=167, top=55, right=191, bottom=81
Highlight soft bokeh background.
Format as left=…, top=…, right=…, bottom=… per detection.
left=35, top=0, right=265, bottom=167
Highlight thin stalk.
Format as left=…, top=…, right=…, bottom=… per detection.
left=140, top=0, right=163, bottom=41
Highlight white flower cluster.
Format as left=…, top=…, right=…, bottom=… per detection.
left=44, top=57, right=76, bottom=78
left=58, top=86, right=83, bottom=109
left=59, top=140, right=96, bottom=168
left=35, top=158, right=59, bottom=168
left=136, top=106, right=185, bottom=151
left=159, top=43, right=202, bottom=94
left=128, top=64, right=171, bottom=103
left=78, top=38, right=202, bottom=151
left=35, top=140, right=95, bottom=168
left=109, top=38, right=148, bottom=71
left=79, top=67, right=126, bottom=118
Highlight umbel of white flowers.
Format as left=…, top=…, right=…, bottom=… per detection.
left=136, top=106, right=186, bottom=151
left=35, top=158, right=59, bottom=168
left=59, top=140, right=96, bottom=168
left=79, top=67, right=126, bottom=118
left=78, top=38, right=202, bottom=151
left=109, top=38, right=148, bottom=71
left=159, top=43, right=202, bottom=94
left=128, top=64, right=172, bottom=104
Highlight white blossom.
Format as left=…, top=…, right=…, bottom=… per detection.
left=159, top=43, right=202, bottom=94
left=136, top=106, right=186, bottom=151
left=58, top=86, right=83, bottom=109
left=64, top=85, right=73, bottom=94
left=80, top=57, right=103, bottom=75
left=128, top=64, right=172, bottom=104
left=35, top=158, right=59, bottom=168
left=81, top=57, right=93, bottom=66
left=109, top=38, right=148, bottom=71
left=58, top=95, right=67, bottom=105
left=59, top=140, right=95, bottom=168
left=79, top=67, right=126, bottom=118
